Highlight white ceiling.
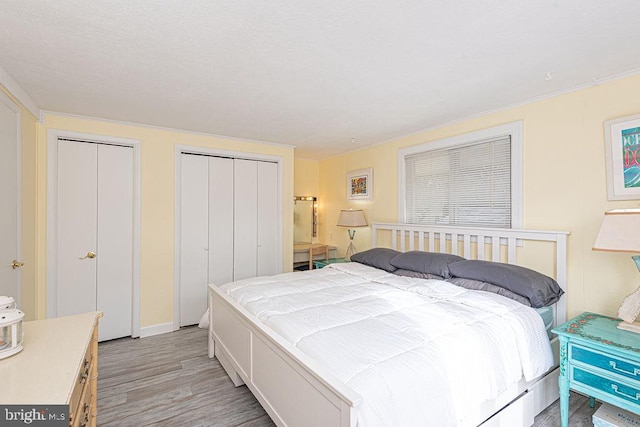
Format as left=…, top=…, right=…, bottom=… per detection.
left=1, top=1, right=640, bottom=159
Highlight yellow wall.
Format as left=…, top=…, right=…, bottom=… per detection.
left=294, top=158, right=319, bottom=196
left=318, top=73, right=640, bottom=319
left=30, top=113, right=294, bottom=328
left=0, top=86, right=38, bottom=320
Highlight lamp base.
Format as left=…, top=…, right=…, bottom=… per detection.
left=345, top=241, right=357, bottom=261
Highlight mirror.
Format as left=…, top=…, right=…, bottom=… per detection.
left=293, top=196, right=317, bottom=243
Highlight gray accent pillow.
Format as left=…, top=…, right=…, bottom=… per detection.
left=390, top=251, right=464, bottom=279
left=447, top=277, right=532, bottom=306
left=447, top=260, right=564, bottom=308
left=350, top=248, right=400, bottom=272
left=393, top=269, right=444, bottom=280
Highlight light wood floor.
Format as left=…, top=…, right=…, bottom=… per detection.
left=98, top=326, right=598, bottom=426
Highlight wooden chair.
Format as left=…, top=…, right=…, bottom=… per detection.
left=309, top=245, right=329, bottom=270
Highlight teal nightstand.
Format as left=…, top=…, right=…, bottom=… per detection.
left=552, top=312, right=640, bottom=427
left=313, top=258, right=350, bottom=269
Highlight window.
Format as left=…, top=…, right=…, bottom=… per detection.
left=398, top=122, right=522, bottom=228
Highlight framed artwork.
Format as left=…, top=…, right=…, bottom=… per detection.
left=604, top=113, right=640, bottom=200
left=346, top=168, right=373, bottom=200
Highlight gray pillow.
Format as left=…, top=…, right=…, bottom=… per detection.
left=447, top=277, right=532, bottom=306
left=393, top=269, right=444, bottom=280
left=447, top=260, right=564, bottom=308
left=350, top=248, right=400, bottom=272
left=390, top=251, right=464, bottom=279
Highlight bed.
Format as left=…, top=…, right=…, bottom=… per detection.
left=207, top=223, right=569, bottom=426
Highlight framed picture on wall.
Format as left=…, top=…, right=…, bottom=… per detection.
left=605, top=113, right=640, bottom=200
left=346, top=168, right=373, bottom=200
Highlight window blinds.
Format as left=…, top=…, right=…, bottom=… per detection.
left=405, top=135, right=511, bottom=228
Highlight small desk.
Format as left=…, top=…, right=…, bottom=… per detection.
left=313, top=258, right=350, bottom=269
left=552, top=312, right=640, bottom=427
left=293, top=243, right=337, bottom=266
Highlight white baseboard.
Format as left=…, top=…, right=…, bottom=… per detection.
left=140, top=322, right=174, bottom=338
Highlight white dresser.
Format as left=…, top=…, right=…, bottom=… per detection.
left=0, top=312, right=102, bottom=427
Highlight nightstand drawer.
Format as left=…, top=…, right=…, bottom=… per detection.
left=572, top=367, right=640, bottom=406
left=570, top=344, right=640, bottom=382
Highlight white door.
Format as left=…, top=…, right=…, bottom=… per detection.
left=97, top=144, right=133, bottom=340
left=0, top=94, right=20, bottom=302
left=208, top=157, right=234, bottom=286
left=57, top=141, right=98, bottom=318
left=257, top=161, right=279, bottom=276
left=180, top=155, right=235, bottom=326
left=178, top=154, right=280, bottom=326
left=234, top=159, right=258, bottom=281
left=180, top=154, right=210, bottom=326
left=55, top=140, right=133, bottom=341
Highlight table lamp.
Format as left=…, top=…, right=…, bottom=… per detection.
left=336, top=209, right=367, bottom=260
left=593, top=209, right=640, bottom=333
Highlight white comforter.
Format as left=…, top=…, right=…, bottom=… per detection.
left=218, top=263, right=553, bottom=426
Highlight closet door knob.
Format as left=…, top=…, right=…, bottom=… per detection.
left=79, top=251, right=96, bottom=260
left=11, top=260, right=24, bottom=269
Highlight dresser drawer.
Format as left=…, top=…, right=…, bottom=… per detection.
left=572, top=367, right=640, bottom=406
left=69, top=325, right=97, bottom=426
left=570, top=344, right=640, bottom=382
left=71, top=374, right=93, bottom=427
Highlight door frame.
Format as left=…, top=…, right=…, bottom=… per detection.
left=0, top=91, right=22, bottom=307
left=174, top=145, right=284, bottom=331
left=46, top=130, right=142, bottom=337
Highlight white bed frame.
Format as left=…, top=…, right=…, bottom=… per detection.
left=208, top=223, right=570, bottom=427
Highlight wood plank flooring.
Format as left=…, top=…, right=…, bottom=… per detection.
left=97, top=326, right=598, bottom=426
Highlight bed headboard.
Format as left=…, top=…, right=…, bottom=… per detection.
left=371, top=222, right=570, bottom=326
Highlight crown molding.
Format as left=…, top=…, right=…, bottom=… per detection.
left=0, top=65, right=40, bottom=119
left=40, top=110, right=296, bottom=150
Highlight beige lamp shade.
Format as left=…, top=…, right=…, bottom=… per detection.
left=336, top=209, right=368, bottom=227
left=593, top=209, right=640, bottom=333
left=593, top=209, right=640, bottom=252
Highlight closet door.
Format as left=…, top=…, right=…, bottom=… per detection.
left=257, top=161, right=278, bottom=276
left=55, top=140, right=134, bottom=341
left=180, top=154, right=209, bottom=326
left=97, top=144, right=133, bottom=341
left=208, top=157, right=234, bottom=286
left=233, top=159, right=258, bottom=281
left=57, top=141, right=98, bottom=318
left=178, top=154, right=280, bottom=326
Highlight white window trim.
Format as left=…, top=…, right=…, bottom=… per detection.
left=397, top=121, right=523, bottom=228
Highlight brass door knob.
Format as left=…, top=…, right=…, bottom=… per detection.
left=11, top=260, right=24, bottom=269
left=79, top=251, right=96, bottom=260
